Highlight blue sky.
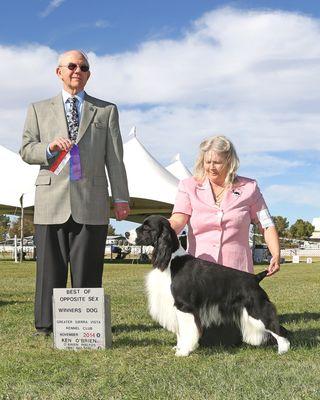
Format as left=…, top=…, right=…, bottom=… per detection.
left=2, top=1, right=320, bottom=53
left=0, top=0, right=319, bottom=233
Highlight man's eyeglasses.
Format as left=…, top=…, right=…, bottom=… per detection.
left=59, top=63, right=90, bottom=72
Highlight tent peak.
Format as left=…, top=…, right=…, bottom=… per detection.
left=172, top=153, right=181, bottom=162
left=128, top=126, right=137, bottom=137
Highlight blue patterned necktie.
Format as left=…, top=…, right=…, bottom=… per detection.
left=66, top=97, right=79, bottom=142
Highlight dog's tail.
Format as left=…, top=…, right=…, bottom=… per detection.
left=255, top=270, right=268, bottom=283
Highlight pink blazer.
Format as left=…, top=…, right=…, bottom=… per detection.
left=172, top=176, right=273, bottom=273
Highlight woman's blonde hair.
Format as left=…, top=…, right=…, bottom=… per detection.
left=193, top=135, right=240, bottom=185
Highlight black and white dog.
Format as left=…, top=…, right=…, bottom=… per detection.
left=125, top=215, right=290, bottom=357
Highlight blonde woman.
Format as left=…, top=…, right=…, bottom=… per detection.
left=169, top=135, right=280, bottom=276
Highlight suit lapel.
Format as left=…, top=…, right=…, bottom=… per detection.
left=221, top=187, right=243, bottom=210
left=51, top=94, right=69, bottom=138
left=196, top=178, right=216, bottom=208
left=196, top=177, right=245, bottom=210
left=77, top=94, right=97, bottom=143
left=221, top=177, right=246, bottom=210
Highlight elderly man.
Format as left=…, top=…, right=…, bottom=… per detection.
left=20, top=50, right=130, bottom=336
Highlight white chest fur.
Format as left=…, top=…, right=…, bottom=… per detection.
left=145, top=267, right=179, bottom=334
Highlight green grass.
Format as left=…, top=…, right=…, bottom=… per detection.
left=0, top=261, right=319, bottom=400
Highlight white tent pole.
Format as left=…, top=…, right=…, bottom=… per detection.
left=14, top=235, right=18, bottom=263
left=20, top=194, right=24, bottom=263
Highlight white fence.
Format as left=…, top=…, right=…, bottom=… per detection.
left=281, top=248, right=320, bottom=258
left=104, top=244, right=153, bottom=258
left=0, top=244, right=35, bottom=260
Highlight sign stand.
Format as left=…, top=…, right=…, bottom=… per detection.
left=53, top=288, right=112, bottom=350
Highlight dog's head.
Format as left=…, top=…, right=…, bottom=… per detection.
left=125, top=215, right=180, bottom=270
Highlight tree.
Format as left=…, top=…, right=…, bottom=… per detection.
left=0, top=215, right=10, bottom=240
left=10, top=216, right=35, bottom=237
left=252, top=224, right=264, bottom=245
left=107, top=224, right=116, bottom=235
left=289, top=219, right=315, bottom=240
left=272, top=216, right=289, bottom=238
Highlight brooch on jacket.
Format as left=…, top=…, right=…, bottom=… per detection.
left=232, top=189, right=241, bottom=197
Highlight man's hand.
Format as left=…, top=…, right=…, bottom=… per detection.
left=114, top=202, right=130, bottom=221
left=49, top=137, right=73, bottom=152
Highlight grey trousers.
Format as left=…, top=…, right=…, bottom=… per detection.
left=34, top=216, right=108, bottom=330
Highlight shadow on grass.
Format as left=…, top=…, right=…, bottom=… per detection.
left=113, top=337, right=245, bottom=355
left=279, top=313, right=320, bottom=349
left=0, top=300, right=30, bottom=307
left=112, top=337, right=169, bottom=348
left=112, top=323, right=162, bottom=333
left=112, top=323, right=177, bottom=350
left=280, top=312, right=320, bottom=323
left=287, top=328, right=320, bottom=349
left=113, top=319, right=320, bottom=352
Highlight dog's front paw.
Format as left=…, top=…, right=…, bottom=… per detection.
left=175, top=348, right=191, bottom=357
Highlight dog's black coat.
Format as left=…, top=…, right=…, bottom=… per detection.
left=127, top=215, right=289, bottom=352
left=170, top=253, right=275, bottom=328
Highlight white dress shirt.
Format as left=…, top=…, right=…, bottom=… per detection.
left=62, top=89, right=85, bottom=120
left=47, top=90, right=85, bottom=158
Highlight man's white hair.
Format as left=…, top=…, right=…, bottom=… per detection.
left=58, top=50, right=90, bottom=67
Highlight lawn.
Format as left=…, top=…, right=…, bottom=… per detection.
left=0, top=260, right=319, bottom=400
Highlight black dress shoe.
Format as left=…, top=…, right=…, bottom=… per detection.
left=33, top=328, right=53, bottom=337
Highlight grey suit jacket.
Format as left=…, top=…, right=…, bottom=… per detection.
left=20, top=92, right=130, bottom=225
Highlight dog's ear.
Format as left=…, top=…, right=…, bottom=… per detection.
left=152, top=220, right=180, bottom=270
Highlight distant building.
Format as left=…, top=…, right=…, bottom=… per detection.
left=311, top=217, right=320, bottom=240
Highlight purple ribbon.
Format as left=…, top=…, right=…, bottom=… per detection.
left=70, top=144, right=82, bottom=181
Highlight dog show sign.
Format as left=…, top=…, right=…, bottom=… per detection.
left=53, top=288, right=112, bottom=350
left=292, top=255, right=300, bottom=263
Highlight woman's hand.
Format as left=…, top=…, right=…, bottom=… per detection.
left=267, top=255, right=280, bottom=276
left=263, top=225, right=281, bottom=277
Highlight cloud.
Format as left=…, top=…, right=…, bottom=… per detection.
left=85, top=7, right=320, bottom=158
left=117, top=106, right=320, bottom=180
left=64, top=20, right=111, bottom=31
left=264, top=184, right=320, bottom=207
left=39, top=0, right=66, bottom=18
left=94, top=20, right=110, bottom=29
left=1, top=6, right=320, bottom=179
left=88, top=7, right=320, bottom=108
left=239, top=154, right=303, bottom=178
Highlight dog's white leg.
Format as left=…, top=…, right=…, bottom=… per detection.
left=240, top=308, right=267, bottom=346
left=266, top=330, right=290, bottom=354
left=175, top=310, right=200, bottom=357
left=172, top=332, right=180, bottom=351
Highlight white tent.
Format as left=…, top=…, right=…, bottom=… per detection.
left=122, top=130, right=179, bottom=222
left=0, top=131, right=180, bottom=222
left=0, top=145, right=38, bottom=215
left=166, top=153, right=192, bottom=181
